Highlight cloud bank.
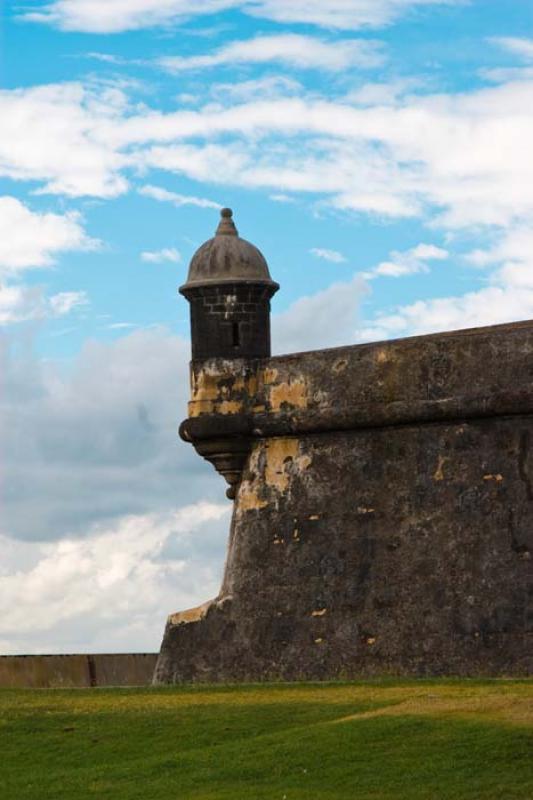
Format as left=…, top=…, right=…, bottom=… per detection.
left=24, top=0, right=459, bottom=33
left=0, top=327, right=225, bottom=542
left=159, top=34, right=385, bottom=73
left=3, top=77, right=533, bottom=236
left=0, top=502, right=229, bottom=654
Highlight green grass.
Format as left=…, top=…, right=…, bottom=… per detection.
left=1, top=680, right=533, bottom=799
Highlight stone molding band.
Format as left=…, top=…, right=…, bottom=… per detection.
left=181, top=388, right=533, bottom=444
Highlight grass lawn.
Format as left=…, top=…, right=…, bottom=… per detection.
left=1, top=679, right=533, bottom=799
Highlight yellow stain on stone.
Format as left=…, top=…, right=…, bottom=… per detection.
left=484, top=474, right=504, bottom=482
left=189, top=367, right=258, bottom=417
left=217, top=400, right=242, bottom=415
left=237, top=374, right=258, bottom=396
left=168, top=600, right=213, bottom=626
left=236, top=445, right=268, bottom=513
left=264, top=438, right=312, bottom=494
left=237, top=482, right=268, bottom=512
left=190, top=370, right=221, bottom=403
left=188, top=400, right=213, bottom=418
left=333, top=358, right=348, bottom=374
left=312, top=609, right=327, bottom=617
left=238, top=439, right=312, bottom=514
left=367, top=637, right=377, bottom=646
left=262, top=367, right=279, bottom=385
left=237, top=438, right=313, bottom=514
left=190, top=399, right=244, bottom=417
left=433, top=455, right=449, bottom=481
left=376, top=349, right=390, bottom=364
left=268, top=379, right=308, bottom=412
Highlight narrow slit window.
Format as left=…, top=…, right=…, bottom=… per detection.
left=232, top=322, right=241, bottom=348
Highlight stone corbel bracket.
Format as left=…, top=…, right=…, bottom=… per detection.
left=179, top=422, right=252, bottom=499
left=179, top=357, right=261, bottom=499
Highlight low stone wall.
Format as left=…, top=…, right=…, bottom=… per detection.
left=0, top=653, right=158, bottom=688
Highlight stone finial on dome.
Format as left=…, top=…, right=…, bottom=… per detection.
left=216, top=208, right=238, bottom=236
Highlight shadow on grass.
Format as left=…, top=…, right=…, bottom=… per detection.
left=1, top=681, right=532, bottom=800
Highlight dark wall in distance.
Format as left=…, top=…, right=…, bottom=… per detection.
left=0, top=653, right=158, bottom=688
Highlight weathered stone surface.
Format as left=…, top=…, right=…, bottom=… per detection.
left=0, top=653, right=158, bottom=688
left=184, top=319, right=533, bottom=437
left=154, top=321, right=533, bottom=683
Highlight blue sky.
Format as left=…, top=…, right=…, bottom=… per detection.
left=1, top=0, right=533, bottom=653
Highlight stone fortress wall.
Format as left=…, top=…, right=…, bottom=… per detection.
left=155, top=320, right=533, bottom=682
left=154, top=208, right=533, bottom=683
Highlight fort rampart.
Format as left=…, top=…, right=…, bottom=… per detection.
left=155, top=320, right=533, bottom=682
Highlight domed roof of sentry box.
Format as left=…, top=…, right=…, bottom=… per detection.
left=180, top=208, right=279, bottom=292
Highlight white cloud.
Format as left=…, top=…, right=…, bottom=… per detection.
left=0, top=83, right=129, bottom=197
left=141, top=247, right=181, bottom=263
left=246, top=0, right=459, bottom=29
left=160, top=34, right=385, bottom=73
left=0, top=502, right=230, bottom=654
left=345, top=77, right=424, bottom=105
left=209, top=75, right=303, bottom=103
left=3, top=75, right=533, bottom=233
left=138, top=184, right=221, bottom=209
left=364, top=242, right=448, bottom=278
left=0, top=286, right=89, bottom=325
left=85, top=51, right=128, bottom=64
left=466, top=228, right=533, bottom=268
left=0, top=197, right=94, bottom=326
left=133, top=82, right=533, bottom=228
left=0, top=286, right=46, bottom=325
left=0, top=327, right=226, bottom=541
left=466, top=228, right=533, bottom=289
left=0, top=196, right=97, bottom=275
left=22, top=0, right=240, bottom=33
left=24, top=0, right=460, bottom=33
left=409, top=243, right=448, bottom=260
left=491, top=37, right=533, bottom=61
left=269, top=193, right=296, bottom=203
left=142, top=143, right=250, bottom=187
left=310, top=247, right=347, bottom=264
left=357, top=285, right=533, bottom=343
left=273, top=275, right=366, bottom=354
left=357, top=229, right=533, bottom=342
left=481, top=66, right=533, bottom=83
left=49, top=291, right=89, bottom=315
